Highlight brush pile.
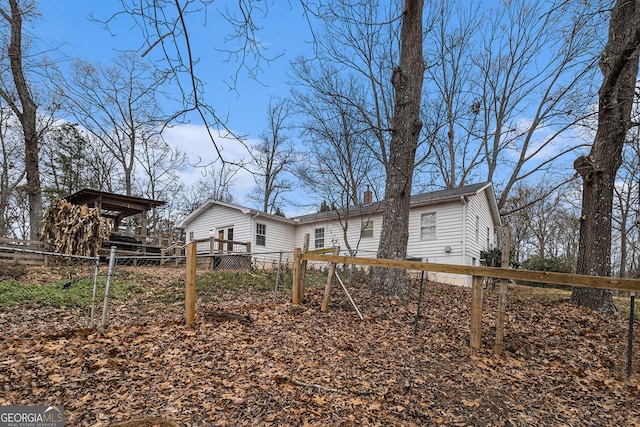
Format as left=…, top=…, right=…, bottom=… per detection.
left=42, top=198, right=110, bottom=256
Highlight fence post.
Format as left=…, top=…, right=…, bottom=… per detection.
left=495, top=225, right=511, bottom=355
left=274, top=251, right=283, bottom=296
left=628, top=292, right=636, bottom=381
left=175, top=245, right=181, bottom=267
left=100, top=246, right=117, bottom=334
left=321, top=246, right=340, bottom=312
left=209, top=236, right=216, bottom=269
left=185, top=242, right=197, bottom=326
left=292, top=248, right=302, bottom=305
left=470, top=275, right=483, bottom=349
left=299, top=234, right=310, bottom=302
left=90, top=255, right=100, bottom=328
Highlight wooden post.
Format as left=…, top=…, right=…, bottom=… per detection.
left=175, top=245, right=181, bottom=266
left=209, top=236, right=216, bottom=269
left=185, top=242, right=196, bottom=326
left=470, top=275, right=483, bottom=349
left=321, top=246, right=340, bottom=312
left=299, top=233, right=310, bottom=302
left=161, top=248, right=166, bottom=266
left=292, top=248, right=302, bottom=305
left=495, top=226, right=511, bottom=355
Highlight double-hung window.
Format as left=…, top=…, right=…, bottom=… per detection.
left=314, top=228, right=325, bottom=249
left=361, top=221, right=374, bottom=238
left=256, top=223, right=266, bottom=246
left=420, top=212, right=436, bottom=240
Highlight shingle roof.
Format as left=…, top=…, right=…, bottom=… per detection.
left=292, top=182, right=495, bottom=224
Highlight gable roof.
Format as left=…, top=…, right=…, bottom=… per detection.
left=177, top=182, right=502, bottom=229
left=177, top=199, right=293, bottom=229
left=292, top=182, right=501, bottom=227
left=64, top=188, right=166, bottom=220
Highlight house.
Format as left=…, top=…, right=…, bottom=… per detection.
left=177, top=182, right=502, bottom=286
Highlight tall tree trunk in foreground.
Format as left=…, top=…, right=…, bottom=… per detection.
left=572, top=0, right=640, bottom=313
left=0, top=0, right=41, bottom=240
left=371, top=0, right=424, bottom=298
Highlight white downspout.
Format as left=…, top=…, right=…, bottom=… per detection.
left=250, top=212, right=260, bottom=250
left=461, top=196, right=467, bottom=266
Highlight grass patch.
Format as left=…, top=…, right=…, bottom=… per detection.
left=0, top=277, right=147, bottom=308
left=152, top=269, right=326, bottom=303
left=614, top=294, right=640, bottom=319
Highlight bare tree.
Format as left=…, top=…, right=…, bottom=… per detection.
left=0, top=0, right=42, bottom=239
left=104, top=0, right=284, bottom=159
left=0, top=106, right=23, bottom=237
left=293, top=71, right=383, bottom=255
left=472, top=0, right=605, bottom=211
left=61, top=52, right=167, bottom=196
left=179, top=163, right=238, bottom=213
left=425, top=0, right=483, bottom=189
left=572, top=0, right=640, bottom=313
left=136, top=134, right=188, bottom=237
left=247, top=96, right=295, bottom=214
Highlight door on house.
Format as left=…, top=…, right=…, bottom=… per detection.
left=218, top=229, right=225, bottom=251
left=218, top=227, right=234, bottom=252
left=227, top=228, right=234, bottom=251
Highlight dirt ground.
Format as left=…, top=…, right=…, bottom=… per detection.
left=0, top=266, right=638, bottom=426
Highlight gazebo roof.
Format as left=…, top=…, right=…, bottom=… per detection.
left=63, top=189, right=166, bottom=220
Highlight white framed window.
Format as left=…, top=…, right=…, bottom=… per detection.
left=420, top=213, right=436, bottom=240
left=361, top=221, right=373, bottom=238
left=256, top=223, right=266, bottom=246
left=314, top=228, right=325, bottom=249
left=475, top=215, right=480, bottom=242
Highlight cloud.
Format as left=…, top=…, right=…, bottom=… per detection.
left=162, top=124, right=259, bottom=201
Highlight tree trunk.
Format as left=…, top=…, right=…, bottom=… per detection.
left=1, top=0, right=41, bottom=240
left=572, top=0, right=640, bottom=313
left=371, top=0, right=424, bottom=298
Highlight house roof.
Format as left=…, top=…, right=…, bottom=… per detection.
left=63, top=188, right=166, bottom=220
left=177, top=199, right=293, bottom=229
left=178, top=182, right=502, bottom=229
left=292, top=181, right=501, bottom=227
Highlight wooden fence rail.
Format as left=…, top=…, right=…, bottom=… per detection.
left=293, top=252, right=640, bottom=353
left=299, top=253, right=640, bottom=292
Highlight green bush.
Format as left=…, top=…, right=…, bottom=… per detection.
left=520, top=255, right=574, bottom=290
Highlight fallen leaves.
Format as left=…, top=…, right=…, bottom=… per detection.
left=0, top=266, right=638, bottom=426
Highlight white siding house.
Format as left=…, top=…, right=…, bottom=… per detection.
left=177, top=182, right=501, bottom=286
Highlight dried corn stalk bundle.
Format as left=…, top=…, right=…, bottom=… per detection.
left=42, top=198, right=110, bottom=256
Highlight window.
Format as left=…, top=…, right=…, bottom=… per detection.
left=315, top=228, right=325, bottom=249
left=475, top=215, right=480, bottom=242
left=420, top=213, right=436, bottom=240
left=486, top=227, right=490, bottom=250
left=361, top=221, right=373, bottom=238
left=256, top=223, right=266, bottom=247
left=189, top=231, right=194, bottom=241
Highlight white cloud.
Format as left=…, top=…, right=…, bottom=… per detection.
left=162, top=124, right=259, bottom=202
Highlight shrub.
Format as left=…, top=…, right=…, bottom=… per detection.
left=520, top=255, right=574, bottom=290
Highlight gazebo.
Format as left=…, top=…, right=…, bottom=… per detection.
left=64, top=189, right=167, bottom=253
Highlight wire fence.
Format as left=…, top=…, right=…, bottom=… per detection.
left=0, top=244, right=303, bottom=331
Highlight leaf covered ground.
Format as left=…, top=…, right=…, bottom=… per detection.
left=0, top=265, right=638, bottom=426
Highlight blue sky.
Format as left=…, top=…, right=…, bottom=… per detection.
left=30, top=1, right=316, bottom=211
left=34, top=1, right=313, bottom=138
